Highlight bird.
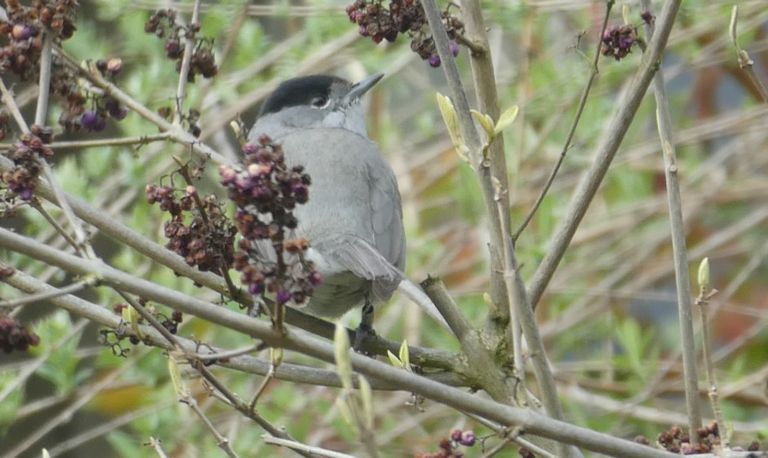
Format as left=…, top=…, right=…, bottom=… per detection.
left=247, top=73, right=446, bottom=341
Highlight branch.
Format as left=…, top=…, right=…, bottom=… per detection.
left=527, top=0, right=684, bottom=308
left=173, top=0, right=202, bottom=125
left=0, top=229, right=680, bottom=457
left=52, top=45, right=229, bottom=165
left=422, top=2, right=574, bottom=454
left=640, top=0, right=702, bottom=441
left=513, top=1, right=615, bottom=242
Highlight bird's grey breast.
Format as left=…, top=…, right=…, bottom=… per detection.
left=247, top=120, right=406, bottom=314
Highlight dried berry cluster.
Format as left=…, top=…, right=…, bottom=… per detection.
left=0, top=0, right=77, bottom=80
left=2, top=128, right=53, bottom=201
left=601, top=24, right=638, bottom=61
left=162, top=309, right=184, bottom=334
left=0, top=1, right=129, bottom=133
left=345, top=0, right=463, bottom=67
left=146, top=183, right=236, bottom=275
left=654, top=422, right=726, bottom=454
left=416, top=429, right=476, bottom=458
left=0, top=316, right=40, bottom=353
left=219, top=136, right=320, bottom=308
left=55, top=73, right=129, bottom=133
left=144, top=9, right=217, bottom=82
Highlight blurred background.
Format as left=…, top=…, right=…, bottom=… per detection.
left=2, top=0, right=767, bottom=456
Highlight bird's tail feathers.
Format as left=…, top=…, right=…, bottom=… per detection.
left=397, top=280, right=451, bottom=332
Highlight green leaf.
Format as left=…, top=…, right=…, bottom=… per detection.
left=698, top=257, right=711, bottom=292
left=387, top=350, right=404, bottom=369
left=494, top=105, right=519, bottom=136
left=436, top=92, right=469, bottom=162
left=471, top=109, right=495, bottom=140
left=398, top=339, right=410, bottom=370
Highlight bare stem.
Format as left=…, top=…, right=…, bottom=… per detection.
left=696, top=287, right=728, bottom=448
left=641, top=0, right=702, bottom=439
left=182, top=393, right=239, bottom=458
left=730, top=6, right=768, bottom=103
left=262, top=435, right=356, bottom=458
left=527, top=0, right=685, bottom=309
left=173, top=0, right=202, bottom=125
left=420, top=0, right=509, bottom=325
left=513, top=1, right=614, bottom=243
left=0, top=228, right=680, bottom=458
left=0, top=79, right=31, bottom=134
left=34, top=33, right=53, bottom=127
left=0, top=276, right=94, bottom=308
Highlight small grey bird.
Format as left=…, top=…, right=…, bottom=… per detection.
left=248, top=73, right=446, bottom=335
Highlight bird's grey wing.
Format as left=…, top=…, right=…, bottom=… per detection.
left=367, top=162, right=406, bottom=302
left=368, top=153, right=406, bottom=272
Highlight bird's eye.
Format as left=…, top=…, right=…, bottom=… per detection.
left=311, top=96, right=329, bottom=108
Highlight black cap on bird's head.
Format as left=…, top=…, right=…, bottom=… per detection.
left=258, top=73, right=384, bottom=117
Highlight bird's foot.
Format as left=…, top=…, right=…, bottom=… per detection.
left=353, top=322, right=377, bottom=355
left=353, top=299, right=376, bottom=355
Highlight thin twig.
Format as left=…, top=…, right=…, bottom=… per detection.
left=0, top=276, right=94, bottom=308
left=0, top=79, right=31, bottom=134
left=52, top=45, right=229, bottom=164
left=496, top=202, right=526, bottom=395
left=1, top=266, right=461, bottom=390
left=420, top=0, right=510, bottom=328
left=0, top=229, right=681, bottom=458
left=181, top=389, right=239, bottom=458
left=34, top=33, right=53, bottom=126
left=513, top=0, right=615, bottom=243
left=32, top=32, right=96, bottom=258
left=527, top=0, right=685, bottom=309
left=147, top=437, right=169, bottom=458
left=173, top=0, right=202, bottom=125
left=460, top=0, right=514, bottom=325
left=30, top=200, right=80, bottom=251
left=641, top=0, right=702, bottom=440
left=3, top=133, right=171, bottom=150
left=729, top=5, right=768, bottom=103
left=262, top=435, right=356, bottom=458
left=193, top=363, right=313, bottom=458
left=696, top=281, right=728, bottom=448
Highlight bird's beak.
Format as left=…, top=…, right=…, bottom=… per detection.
left=344, top=73, right=384, bottom=104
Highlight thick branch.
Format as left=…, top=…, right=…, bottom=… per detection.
left=0, top=228, right=678, bottom=457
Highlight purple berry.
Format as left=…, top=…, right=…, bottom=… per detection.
left=449, top=40, right=459, bottom=57
left=276, top=289, right=291, bottom=304
left=107, top=102, right=128, bottom=120
left=80, top=111, right=100, bottom=130
left=248, top=282, right=264, bottom=295
left=242, top=143, right=259, bottom=156
left=18, top=188, right=33, bottom=201
left=93, top=115, right=107, bottom=132
left=459, top=431, right=476, bottom=446
left=428, top=54, right=441, bottom=67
